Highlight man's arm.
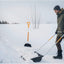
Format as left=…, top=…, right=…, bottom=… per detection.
left=55, top=15, right=64, bottom=34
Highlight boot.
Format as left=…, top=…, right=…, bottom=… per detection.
left=53, top=50, right=63, bottom=59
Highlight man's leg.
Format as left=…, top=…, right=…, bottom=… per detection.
left=53, top=35, right=63, bottom=59
left=56, top=35, right=62, bottom=50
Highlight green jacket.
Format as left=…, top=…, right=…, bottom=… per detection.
left=56, top=8, right=64, bottom=34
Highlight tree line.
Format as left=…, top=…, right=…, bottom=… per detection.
left=0, top=20, right=9, bottom=24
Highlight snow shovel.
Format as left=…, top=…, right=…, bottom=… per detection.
left=31, top=51, right=43, bottom=62
left=31, top=34, right=64, bottom=62
left=24, top=22, right=32, bottom=47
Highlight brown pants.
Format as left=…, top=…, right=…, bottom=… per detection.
left=56, top=34, right=64, bottom=50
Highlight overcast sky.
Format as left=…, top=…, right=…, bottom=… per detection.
left=0, top=0, right=64, bottom=24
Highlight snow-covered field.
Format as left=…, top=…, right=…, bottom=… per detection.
left=0, top=24, right=64, bottom=64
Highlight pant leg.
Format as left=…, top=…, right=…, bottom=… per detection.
left=56, top=35, right=63, bottom=50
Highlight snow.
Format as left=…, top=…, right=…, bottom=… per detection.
left=0, top=24, right=64, bottom=64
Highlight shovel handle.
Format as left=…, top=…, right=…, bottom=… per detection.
left=27, top=22, right=30, bottom=28
left=48, top=34, right=55, bottom=41
left=56, top=37, right=62, bottom=43
left=56, top=35, right=64, bottom=44
left=36, top=34, right=55, bottom=52
left=27, top=32, right=29, bottom=41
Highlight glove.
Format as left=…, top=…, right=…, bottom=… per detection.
left=55, top=30, right=57, bottom=34
left=55, top=31, right=64, bottom=34
left=62, top=31, right=64, bottom=34
left=58, top=31, right=63, bottom=34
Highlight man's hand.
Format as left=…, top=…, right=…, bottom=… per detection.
left=62, top=31, right=64, bottom=34
left=55, top=31, right=64, bottom=34
left=55, top=30, right=57, bottom=34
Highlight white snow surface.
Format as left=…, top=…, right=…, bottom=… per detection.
left=0, top=24, right=64, bottom=64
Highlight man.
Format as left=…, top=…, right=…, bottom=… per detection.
left=53, top=5, right=64, bottom=59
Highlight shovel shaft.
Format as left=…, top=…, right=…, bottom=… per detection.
left=48, top=34, right=55, bottom=41
left=36, top=34, right=55, bottom=51
left=56, top=34, right=64, bottom=44
left=27, top=22, right=30, bottom=41
left=27, top=22, right=30, bottom=28
left=27, top=32, right=29, bottom=41
left=56, top=37, right=62, bottom=43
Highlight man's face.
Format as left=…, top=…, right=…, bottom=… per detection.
left=54, top=10, right=59, bottom=15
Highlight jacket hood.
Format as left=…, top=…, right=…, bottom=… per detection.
left=59, top=8, right=64, bottom=14
left=57, top=8, right=64, bottom=18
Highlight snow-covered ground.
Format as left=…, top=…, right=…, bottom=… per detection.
left=0, top=24, right=64, bottom=64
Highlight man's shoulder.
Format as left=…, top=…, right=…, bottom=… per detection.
left=60, top=14, right=64, bottom=18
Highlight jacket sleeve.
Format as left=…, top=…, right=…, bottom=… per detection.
left=56, top=15, right=64, bottom=32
